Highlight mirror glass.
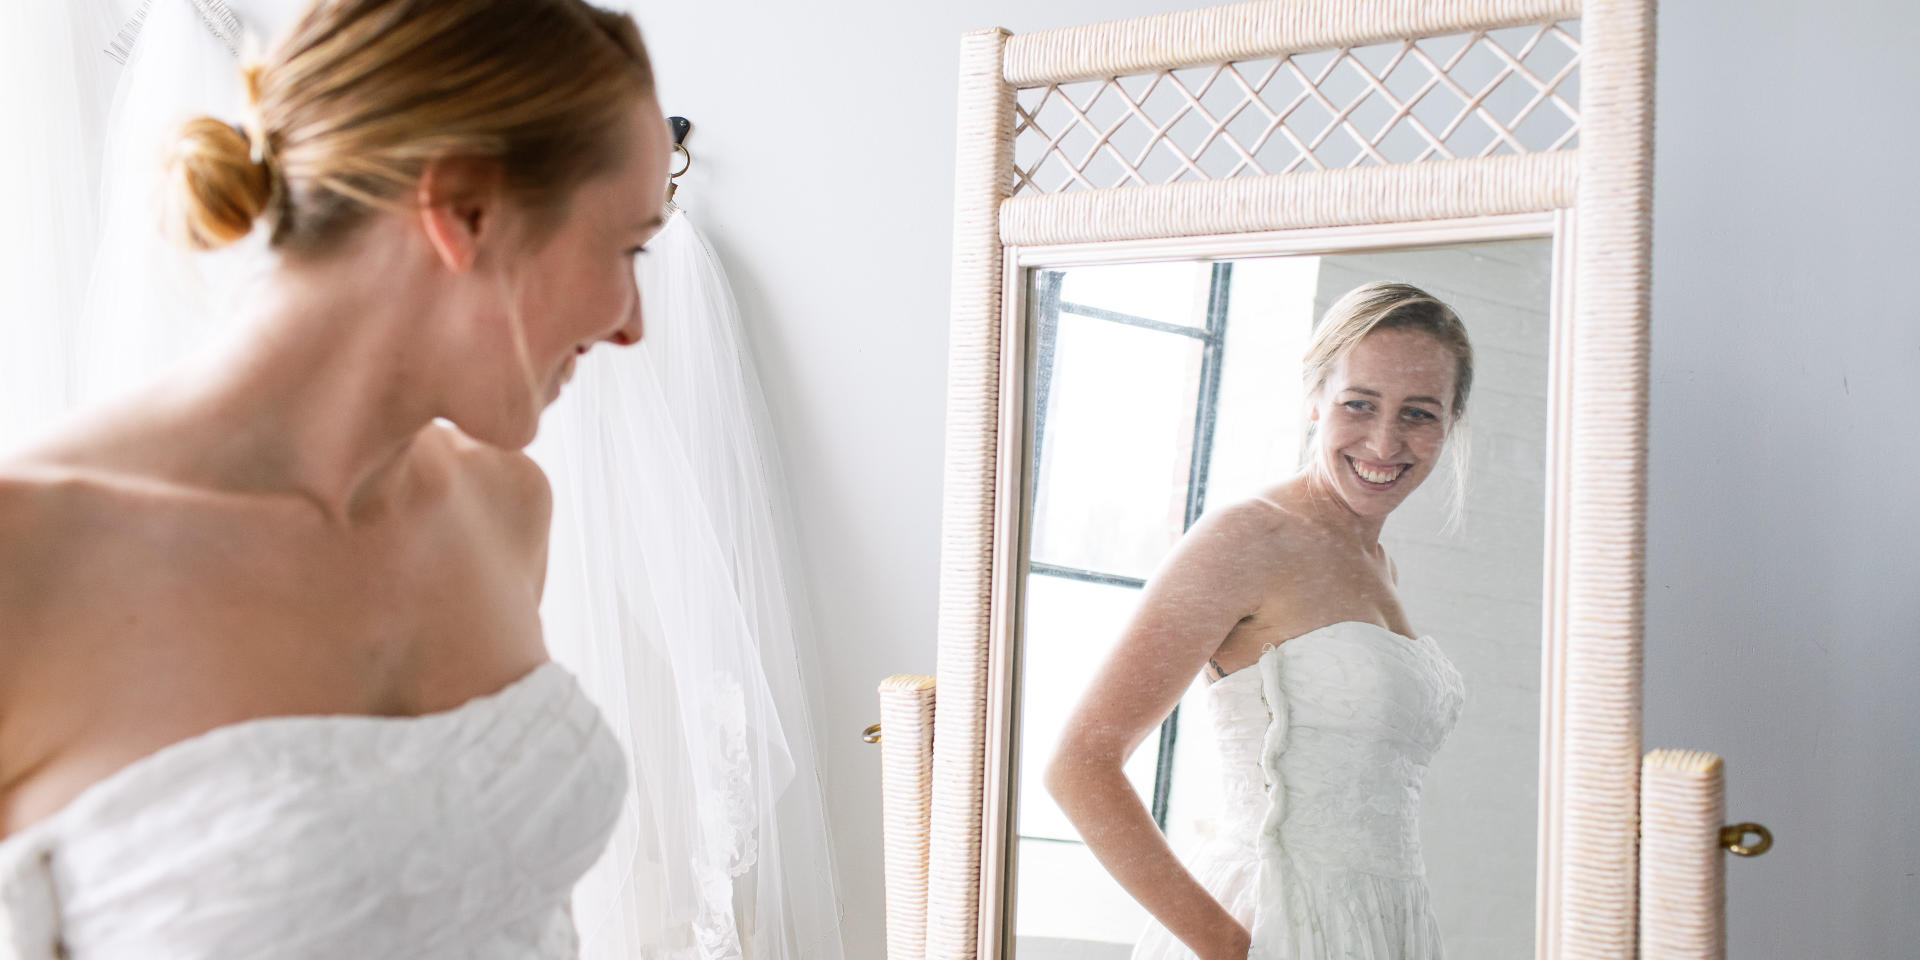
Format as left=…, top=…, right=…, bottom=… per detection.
left=1010, top=238, right=1553, bottom=959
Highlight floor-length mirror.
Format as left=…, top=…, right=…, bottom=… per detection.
left=1010, top=237, right=1554, bottom=959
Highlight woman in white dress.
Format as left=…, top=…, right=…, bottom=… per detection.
left=1045, top=282, right=1475, bottom=960
left=0, top=1, right=667, bottom=956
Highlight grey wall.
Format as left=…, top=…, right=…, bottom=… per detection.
left=630, top=0, right=1920, bottom=955
left=1646, top=1, right=1920, bottom=957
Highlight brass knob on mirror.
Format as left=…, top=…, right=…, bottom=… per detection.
left=862, top=723, right=883, bottom=744
left=1720, top=822, right=1772, bottom=856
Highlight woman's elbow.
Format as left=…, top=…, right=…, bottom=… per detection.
left=1042, top=748, right=1073, bottom=805
left=1042, top=738, right=1107, bottom=810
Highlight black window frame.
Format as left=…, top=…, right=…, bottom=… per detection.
left=1024, top=261, right=1233, bottom=832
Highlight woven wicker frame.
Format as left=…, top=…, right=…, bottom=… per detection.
left=1638, top=751, right=1728, bottom=960
left=924, top=1, right=1654, bottom=958
left=880, top=675, right=940, bottom=960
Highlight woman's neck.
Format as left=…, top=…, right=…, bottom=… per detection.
left=160, top=238, right=443, bottom=526
left=1294, top=465, right=1387, bottom=550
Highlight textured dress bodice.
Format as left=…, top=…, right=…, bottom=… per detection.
left=0, top=662, right=627, bottom=960
left=1132, top=620, right=1465, bottom=960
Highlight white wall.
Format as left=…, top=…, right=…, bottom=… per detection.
left=633, top=1, right=1920, bottom=956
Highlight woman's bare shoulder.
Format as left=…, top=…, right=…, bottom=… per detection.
left=0, top=460, right=100, bottom=673
left=1173, top=486, right=1344, bottom=594
left=1147, top=495, right=1307, bottom=596
left=422, top=421, right=552, bottom=544
left=0, top=455, right=111, bottom=542
left=1192, top=489, right=1312, bottom=546
left=0, top=379, right=185, bottom=471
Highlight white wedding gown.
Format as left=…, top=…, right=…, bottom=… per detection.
left=1130, top=621, right=1466, bottom=960
left=0, top=662, right=626, bottom=959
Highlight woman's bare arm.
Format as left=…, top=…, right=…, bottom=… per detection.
left=1042, top=501, right=1278, bottom=960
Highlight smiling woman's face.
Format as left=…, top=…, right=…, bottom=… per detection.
left=510, top=95, right=670, bottom=410
left=1308, top=327, right=1458, bottom=519
left=451, top=94, right=670, bottom=449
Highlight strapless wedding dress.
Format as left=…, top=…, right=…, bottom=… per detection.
left=0, top=662, right=626, bottom=959
left=1130, top=621, right=1465, bottom=960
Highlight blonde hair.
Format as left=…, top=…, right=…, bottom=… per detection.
left=1302, top=281, right=1476, bottom=531
left=162, top=0, right=655, bottom=253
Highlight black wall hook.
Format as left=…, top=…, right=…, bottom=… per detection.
left=666, top=117, right=693, bottom=201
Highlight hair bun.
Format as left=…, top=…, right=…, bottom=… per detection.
left=162, top=115, right=273, bottom=251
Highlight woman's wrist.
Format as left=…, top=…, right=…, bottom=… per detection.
left=1194, top=921, right=1251, bottom=960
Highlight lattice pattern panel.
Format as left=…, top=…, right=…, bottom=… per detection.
left=1012, top=21, right=1580, bottom=196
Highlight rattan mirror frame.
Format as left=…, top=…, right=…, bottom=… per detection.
left=923, top=2, right=1652, bottom=958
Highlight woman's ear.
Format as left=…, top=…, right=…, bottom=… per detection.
left=417, top=156, right=505, bottom=274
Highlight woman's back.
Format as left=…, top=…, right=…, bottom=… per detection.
left=0, top=412, right=629, bottom=958
left=0, top=413, right=552, bottom=838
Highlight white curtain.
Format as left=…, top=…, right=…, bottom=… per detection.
left=0, top=4, right=846, bottom=958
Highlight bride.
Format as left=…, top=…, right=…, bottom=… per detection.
left=0, top=0, right=666, bottom=955
left=1045, top=282, right=1474, bottom=960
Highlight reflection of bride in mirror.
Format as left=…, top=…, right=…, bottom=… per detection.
left=1045, top=282, right=1473, bottom=960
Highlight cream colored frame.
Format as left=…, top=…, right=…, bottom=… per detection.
left=926, top=2, right=1653, bottom=959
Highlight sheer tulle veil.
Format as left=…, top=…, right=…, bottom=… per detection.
left=530, top=206, right=847, bottom=958
left=3, top=3, right=847, bottom=957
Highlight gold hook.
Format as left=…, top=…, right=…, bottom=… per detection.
left=1720, top=822, right=1773, bottom=856
left=664, top=144, right=691, bottom=203
left=664, top=115, right=692, bottom=202
left=862, top=723, right=882, bottom=744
